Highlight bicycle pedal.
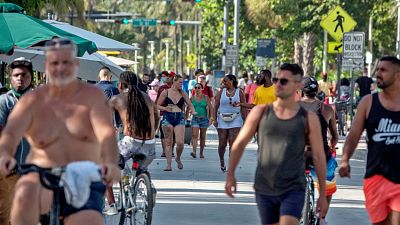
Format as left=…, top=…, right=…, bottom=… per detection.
left=126, top=207, right=135, bottom=213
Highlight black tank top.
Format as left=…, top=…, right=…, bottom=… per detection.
left=164, top=90, right=185, bottom=110
left=255, top=105, right=307, bottom=196
left=365, top=93, right=400, bottom=183
left=299, top=101, right=331, bottom=161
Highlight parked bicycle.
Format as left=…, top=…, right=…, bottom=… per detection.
left=104, top=153, right=156, bottom=225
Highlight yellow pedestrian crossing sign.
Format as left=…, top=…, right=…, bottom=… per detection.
left=328, top=42, right=342, bottom=53
left=320, top=6, right=357, bottom=41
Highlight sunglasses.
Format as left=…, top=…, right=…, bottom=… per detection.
left=229, top=97, right=232, bottom=105
left=272, top=77, right=290, bottom=86
left=45, top=39, right=74, bottom=49
left=12, top=60, right=32, bottom=67
left=195, top=86, right=202, bottom=89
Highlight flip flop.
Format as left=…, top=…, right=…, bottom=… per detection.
left=190, top=152, right=197, bottom=158
left=163, top=168, right=172, bottom=171
left=176, top=160, right=183, bottom=170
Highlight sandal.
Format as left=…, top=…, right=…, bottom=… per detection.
left=190, top=152, right=197, bottom=158
left=220, top=160, right=226, bottom=172
left=176, top=160, right=183, bottom=170
left=221, top=166, right=226, bottom=172
left=200, top=154, right=204, bottom=159
left=163, top=168, right=172, bottom=171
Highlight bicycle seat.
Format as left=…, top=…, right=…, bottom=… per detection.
left=132, top=153, right=147, bottom=162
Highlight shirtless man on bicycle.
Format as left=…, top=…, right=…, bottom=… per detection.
left=104, top=71, right=160, bottom=214
left=0, top=38, right=120, bottom=225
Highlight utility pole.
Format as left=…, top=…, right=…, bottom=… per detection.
left=323, top=30, right=328, bottom=75
left=232, top=0, right=240, bottom=76
left=221, top=0, right=231, bottom=72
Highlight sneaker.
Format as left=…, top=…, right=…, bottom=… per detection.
left=104, top=203, right=118, bottom=215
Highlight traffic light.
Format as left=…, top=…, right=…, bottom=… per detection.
left=122, top=18, right=129, bottom=24
left=114, top=18, right=130, bottom=24
left=160, top=20, right=176, bottom=26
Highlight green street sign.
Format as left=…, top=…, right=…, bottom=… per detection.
left=133, top=18, right=157, bottom=27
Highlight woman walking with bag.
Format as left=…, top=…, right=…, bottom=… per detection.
left=213, top=75, right=246, bottom=172
left=188, top=83, right=213, bottom=159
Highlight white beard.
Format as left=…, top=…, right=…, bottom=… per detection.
left=46, top=68, right=77, bottom=87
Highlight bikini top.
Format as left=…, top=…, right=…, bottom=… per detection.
left=165, top=89, right=185, bottom=110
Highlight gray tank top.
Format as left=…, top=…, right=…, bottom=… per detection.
left=255, top=105, right=307, bottom=196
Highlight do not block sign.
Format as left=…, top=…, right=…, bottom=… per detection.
left=343, top=32, right=364, bottom=59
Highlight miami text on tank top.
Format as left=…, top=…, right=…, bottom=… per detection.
left=365, top=93, right=400, bottom=183
left=254, top=105, right=307, bottom=196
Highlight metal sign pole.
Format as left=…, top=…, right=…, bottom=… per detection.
left=336, top=52, right=341, bottom=100
left=350, top=67, right=355, bottom=123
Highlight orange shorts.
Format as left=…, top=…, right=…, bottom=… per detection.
left=364, top=175, right=400, bottom=223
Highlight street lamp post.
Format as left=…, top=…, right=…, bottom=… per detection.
left=232, top=0, right=240, bottom=76
left=149, top=41, right=155, bottom=70
left=163, top=40, right=170, bottom=71
left=132, top=43, right=139, bottom=74
left=184, top=40, right=190, bottom=75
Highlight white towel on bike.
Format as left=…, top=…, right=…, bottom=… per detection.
left=61, top=161, right=102, bottom=208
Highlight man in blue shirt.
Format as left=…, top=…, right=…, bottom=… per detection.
left=0, top=57, right=32, bottom=225
left=96, top=66, right=119, bottom=100
left=96, top=66, right=121, bottom=129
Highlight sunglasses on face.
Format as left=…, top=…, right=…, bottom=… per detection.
left=272, top=77, right=290, bottom=86
left=45, top=39, right=74, bottom=50
left=45, top=38, right=73, bottom=46
left=195, top=86, right=202, bottom=89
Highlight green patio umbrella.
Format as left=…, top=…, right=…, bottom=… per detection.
left=0, top=3, right=97, bottom=56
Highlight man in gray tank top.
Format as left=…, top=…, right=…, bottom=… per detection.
left=225, top=63, right=328, bottom=225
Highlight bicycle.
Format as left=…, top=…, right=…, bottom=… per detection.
left=104, top=153, right=155, bottom=225
left=9, top=164, right=66, bottom=225
left=299, top=167, right=317, bottom=225
left=335, top=100, right=350, bottom=136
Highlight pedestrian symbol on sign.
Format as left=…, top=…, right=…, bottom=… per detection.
left=333, top=12, right=344, bottom=33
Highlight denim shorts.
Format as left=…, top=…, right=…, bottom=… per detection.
left=255, top=190, right=305, bottom=224
left=191, top=117, right=209, bottom=128
left=62, top=182, right=105, bottom=218
left=162, top=112, right=185, bottom=127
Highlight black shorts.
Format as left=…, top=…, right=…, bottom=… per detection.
left=255, top=190, right=305, bottom=224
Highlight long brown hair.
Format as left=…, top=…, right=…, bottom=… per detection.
left=119, top=71, right=151, bottom=140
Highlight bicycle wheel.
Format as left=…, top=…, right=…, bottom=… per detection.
left=132, top=173, right=153, bottom=225
left=300, top=185, right=311, bottom=225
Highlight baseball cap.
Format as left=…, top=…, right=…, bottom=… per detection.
left=302, top=76, right=319, bottom=94
left=168, top=71, right=176, bottom=77
left=10, top=57, right=33, bottom=74
left=149, top=80, right=159, bottom=87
